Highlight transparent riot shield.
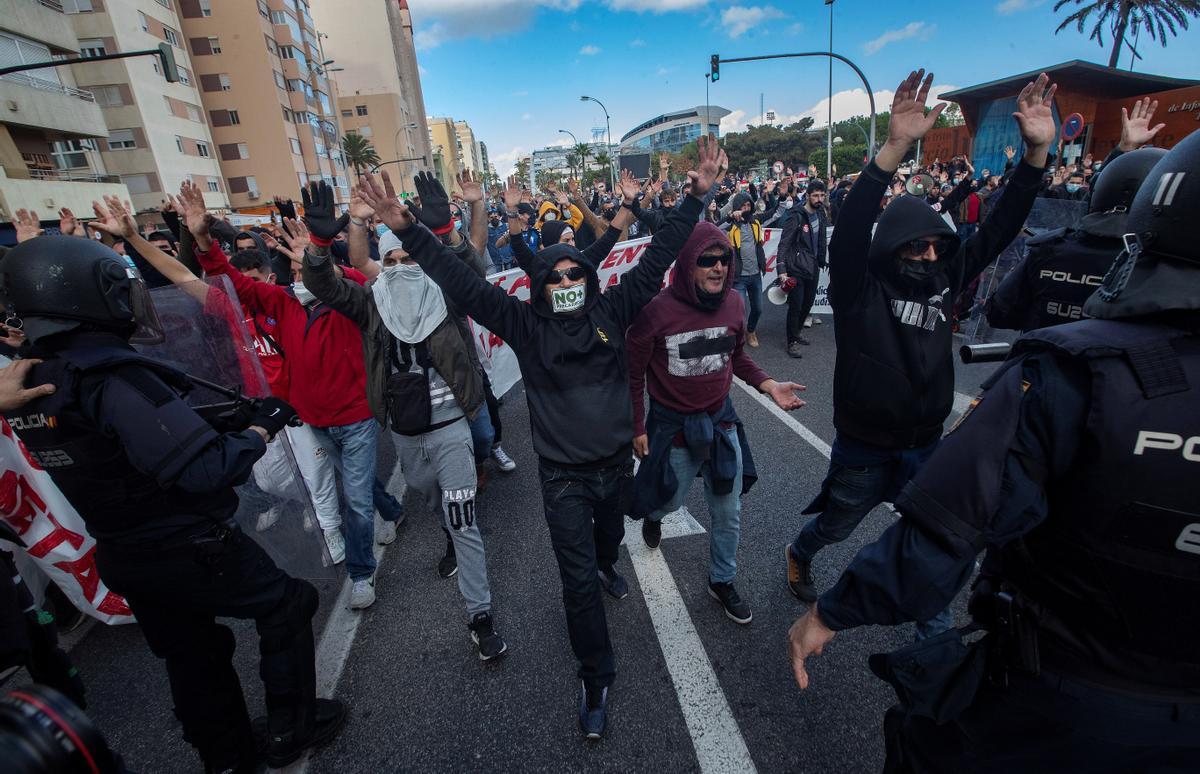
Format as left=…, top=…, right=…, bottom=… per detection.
left=134, top=276, right=336, bottom=580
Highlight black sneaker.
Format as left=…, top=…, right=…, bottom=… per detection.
left=642, top=518, right=662, bottom=549
left=787, top=342, right=803, bottom=359
left=786, top=544, right=817, bottom=603
left=797, top=336, right=811, bottom=346
left=265, top=699, right=347, bottom=769
left=707, top=580, right=753, bottom=624
left=438, top=539, right=458, bottom=579
left=597, top=566, right=629, bottom=600
left=578, top=681, right=608, bottom=740
left=468, top=612, right=508, bottom=661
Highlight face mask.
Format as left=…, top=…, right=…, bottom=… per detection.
left=953, top=177, right=962, bottom=185
left=543, top=212, right=557, bottom=222
left=893, top=257, right=940, bottom=285
left=453, top=218, right=463, bottom=230
left=376, top=224, right=390, bottom=238
left=292, top=282, right=316, bottom=305
left=1066, top=183, right=1082, bottom=193
left=550, top=284, right=586, bottom=313
left=781, top=199, right=794, bottom=209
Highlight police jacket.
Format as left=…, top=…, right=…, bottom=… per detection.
left=817, top=316, right=1200, bottom=698
left=987, top=227, right=1121, bottom=331
left=4, top=332, right=266, bottom=544
left=828, top=157, right=1044, bottom=449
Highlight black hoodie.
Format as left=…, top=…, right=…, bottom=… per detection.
left=400, top=196, right=704, bottom=467
left=829, top=156, right=1044, bottom=448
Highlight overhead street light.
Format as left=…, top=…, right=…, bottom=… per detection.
left=580, top=95, right=615, bottom=191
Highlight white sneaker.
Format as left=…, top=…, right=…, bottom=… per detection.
left=350, top=575, right=376, bottom=610
left=491, top=444, right=517, bottom=472
left=256, top=505, right=281, bottom=532
left=376, top=518, right=397, bottom=546
left=323, top=527, right=345, bottom=565
left=804, top=315, right=813, bottom=328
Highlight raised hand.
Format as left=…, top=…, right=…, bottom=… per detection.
left=13, top=209, right=42, bottom=243
left=884, top=69, right=947, bottom=151
left=356, top=171, right=414, bottom=233
left=1011, top=73, right=1057, bottom=160
left=300, top=180, right=349, bottom=243
left=178, top=180, right=209, bottom=238
left=616, top=169, right=641, bottom=204
left=1119, top=97, right=1166, bottom=151
left=566, top=178, right=581, bottom=199
left=58, top=207, right=79, bottom=236
left=87, top=196, right=137, bottom=240
left=502, top=181, right=522, bottom=213
left=276, top=217, right=310, bottom=262
left=555, top=190, right=570, bottom=209
left=1004, top=146, right=1016, bottom=161
left=457, top=169, right=483, bottom=204
left=409, top=171, right=454, bottom=233
left=348, top=192, right=374, bottom=221
left=687, top=134, right=727, bottom=198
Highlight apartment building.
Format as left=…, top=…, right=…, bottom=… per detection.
left=454, top=120, right=481, bottom=177
left=427, top=116, right=464, bottom=187
left=0, top=0, right=128, bottom=242
left=65, top=0, right=229, bottom=216
left=177, top=0, right=347, bottom=211
left=312, top=0, right=430, bottom=189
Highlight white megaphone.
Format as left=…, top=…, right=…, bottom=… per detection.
left=767, top=278, right=792, bottom=305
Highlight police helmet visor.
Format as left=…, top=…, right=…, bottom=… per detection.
left=116, top=262, right=165, bottom=345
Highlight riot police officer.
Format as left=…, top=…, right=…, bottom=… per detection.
left=788, top=131, right=1200, bottom=772
left=0, top=236, right=346, bottom=773
left=986, top=146, right=1165, bottom=331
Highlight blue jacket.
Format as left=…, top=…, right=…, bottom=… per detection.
left=630, top=396, right=757, bottom=519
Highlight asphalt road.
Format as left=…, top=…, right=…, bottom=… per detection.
left=8, top=300, right=1007, bottom=774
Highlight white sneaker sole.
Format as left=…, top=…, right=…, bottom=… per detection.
left=470, top=631, right=509, bottom=661
left=707, top=585, right=753, bottom=625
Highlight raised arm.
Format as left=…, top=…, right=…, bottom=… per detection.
left=88, top=196, right=209, bottom=305
left=346, top=192, right=379, bottom=281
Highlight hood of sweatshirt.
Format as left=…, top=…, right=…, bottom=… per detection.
left=670, top=221, right=733, bottom=308
left=867, top=194, right=960, bottom=272
left=528, top=242, right=601, bottom=319
left=235, top=229, right=269, bottom=254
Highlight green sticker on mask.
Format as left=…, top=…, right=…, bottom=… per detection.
left=551, top=285, right=586, bottom=313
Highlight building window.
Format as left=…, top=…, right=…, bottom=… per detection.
left=228, top=109, right=240, bottom=125
left=79, top=38, right=106, bottom=57
left=355, top=104, right=368, bottom=116
left=340, top=109, right=352, bottom=118
left=198, top=0, right=212, bottom=16
left=298, top=172, right=308, bottom=189
left=281, top=106, right=293, bottom=122
left=175, top=135, right=184, bottom=153
left=186, top=104, right=202, bottom=122
left=257, top=1, right=270, bottom=19
left=358, top=126, right=372, bottom=137
left=197, top=141, right=210, bottom=157
left=219, top=73, right=231, bottom=91
left=264, top=36, right=278, bottom=55
left=138, top=12, right=149, bottom=32
left=236, top=143, right=249, bottom=159
left=273, top=71, right=286, bottom=90
left=122, top=174, right=153, bottom=195
left=177, top=66, right=191, bottom=86
left=91, top=85, right=124, bottom=107
left=247, top=176, right=259, bottom=194
left=207, top=36, right=221, bottom=54
left=207, top=179, right=220, bottom=192
left=51, top=140, right=91, bottom=170
left=164, top=27, right=180, bottom=48
left=63, top=0, right=94, bottom=12
left=290, top=138, right=302, bottom=155
left=108, top=129, right=136, bottom=150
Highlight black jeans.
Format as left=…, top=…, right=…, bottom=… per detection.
left=786, top=274, right=819, bottom=344
left=538, top=459, right=633, bottom=688
left=96, top=525, right=318, bottom=769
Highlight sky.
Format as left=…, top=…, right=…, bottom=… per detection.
left=406, top=0, right=1200, bottom=177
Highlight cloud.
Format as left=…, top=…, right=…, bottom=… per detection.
left=407, top=0, right=582, bottom=49
left=720, top=109, right=748, bottom=134
left=492, top=146, right=526, bottom=177
left=996, top=0, right=1047, bottom=13
left=762, top=83, right=960, bottom=130
left=512, top=90, right=529, bottom=97
left=521, top=113, right=533, bottom=120
left=606, top=0, right=710, bottom=11
left=579, top=44, right=602, bottom=55
left=721, top=5, right=785, bottom=38
left=786, top=22, right=804, bottom=36
left=630, top=38, right=647, bottom=47
left=863, top=21, right=935, bottom=55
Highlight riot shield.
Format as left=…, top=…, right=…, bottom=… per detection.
left=134, top=277, right=336, bottom=580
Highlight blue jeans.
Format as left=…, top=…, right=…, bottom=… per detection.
left=467, top=401, right=495, bottom=464
left=372, top=478, right=403, bottom=523
left=648, top=426, right=742, bottom=584
left=733, top=273, right=763, bottom=333
left=311, top=419, right=379, bottom=582
left=791, top=437, right=952, bottom=639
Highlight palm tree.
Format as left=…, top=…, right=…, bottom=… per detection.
left=1053, top=0, right=1199, bottom=68
left=341, top=132, right=380, bottom=178
left=574, top=142, right=593, bottom=172
left=593, top=151, right=613, bottom=177
left=565, top=151, right=581, bottom=177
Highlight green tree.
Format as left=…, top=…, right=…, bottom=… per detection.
left=1053, top=0, right=1199, bottom=68
left=341, top=132, right=380, bottom=178
left=593, top=150, right=613, bottom=176
left=565, top=152, right=581, bottom=177
left=808, top=144, right=869, bottom=178
left=514, top=157, right=531, bottom=185
left=574, top=143, right=593, bottom=172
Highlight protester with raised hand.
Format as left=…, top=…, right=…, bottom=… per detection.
left=784, top=70, right=1054, bottom=643
left=357, top=134, right=725, bottom=740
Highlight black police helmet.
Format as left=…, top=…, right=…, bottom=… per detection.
left=1084, top=131, right=1200, bottom=320
left=0, top=235, right=162, bottom=344
left=1079, top=147, right=1168, bottom=238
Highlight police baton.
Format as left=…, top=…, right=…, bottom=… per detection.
left=959, top=343, right=1011, bottom=364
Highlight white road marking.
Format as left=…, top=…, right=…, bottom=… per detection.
left=953, top=391, right=975, bottom=416
left=627, top=537, right=758, bottom=774
left=731, top=380, right=831, bottom=460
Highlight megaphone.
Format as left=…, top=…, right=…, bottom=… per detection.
left=906, top=173, right=935, bottom=197
left=767, top=276, right=797, bottom=305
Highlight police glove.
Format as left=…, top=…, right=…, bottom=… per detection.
left=410, top=172, right=455, bottom=236
left=300, top=180, right=349, bottom=245
left=250, top=397, right=299, bottom=439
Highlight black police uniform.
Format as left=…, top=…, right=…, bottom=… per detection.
left=815, top=317, right=1200, bottom=772
left=985, top=227, right=1118, bottom=330
left=3, top=331, right=319, bottom=770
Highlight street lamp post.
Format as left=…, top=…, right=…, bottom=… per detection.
left=825, top=0, right=835, bottom=181
left=558, top=129, right=579, bottom=176
left=580, top=95, right=615, bottom=191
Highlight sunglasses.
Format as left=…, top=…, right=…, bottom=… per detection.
left=546, top=266, right=587, bottom=284
left=696, top=252, right=730, bottom=268
left=903, top=238, right=953, bottom=258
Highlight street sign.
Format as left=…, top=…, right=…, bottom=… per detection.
left=1061, top=112, right=1085, bottom=142
left=772, top=161, right=784, bottom=175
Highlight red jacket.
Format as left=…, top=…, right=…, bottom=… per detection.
left=196, top=242, right=373, bottom=428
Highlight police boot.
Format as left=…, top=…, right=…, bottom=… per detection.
left=265, top=698, right=347, bottom=768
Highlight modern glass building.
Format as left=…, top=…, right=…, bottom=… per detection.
left=620, top=106, right=731, bottom=154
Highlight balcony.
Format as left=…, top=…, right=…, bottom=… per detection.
left=0, top=0, right=78, bottom=52
left=0, top=165, right=130, bottom=221
left=0, top=73, right=106, bottom=137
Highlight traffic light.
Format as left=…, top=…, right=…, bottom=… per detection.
left=158, top=42, right=180, bottom=83
left=710, top=54, right=720, bottom=82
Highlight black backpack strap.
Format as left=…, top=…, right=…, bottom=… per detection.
left=252, top=318, right=284, bottom=359
left=1126, top=341, right=1189, bottom=398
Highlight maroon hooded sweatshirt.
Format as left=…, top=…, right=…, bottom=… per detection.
left=627, top=221, right=771, bottom=437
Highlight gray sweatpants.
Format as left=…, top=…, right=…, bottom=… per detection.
left=393, top=418, right=492, bottom=617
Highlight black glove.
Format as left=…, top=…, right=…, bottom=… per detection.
left=250, top=397, right=299, bottom=439
left=300, top=181, right=348, bottom=243
left=409, top=172, right=453, bottom=234
left=274, top=197, right=298, bottom=236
